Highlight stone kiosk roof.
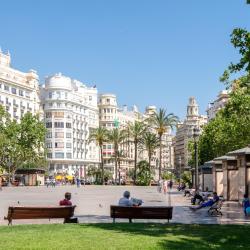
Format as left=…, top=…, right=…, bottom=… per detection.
left=227, top=145, right=250, bottom=156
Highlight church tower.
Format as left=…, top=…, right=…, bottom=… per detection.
left=187, top=97, right=199, bottom=118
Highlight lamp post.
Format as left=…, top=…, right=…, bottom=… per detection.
left=193, top=127, right=200, bottom=190
left=178, top=155, right=181, bottom=186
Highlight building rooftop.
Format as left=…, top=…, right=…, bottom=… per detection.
left=227, top=145, right=250, bottom=156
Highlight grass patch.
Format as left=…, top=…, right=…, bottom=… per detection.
left=0, top=223, right=249, bottom=249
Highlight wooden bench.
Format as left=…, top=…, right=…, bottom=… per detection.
left=110, top=206, right=173, bottom=223
left=4, top=206, right=76, bottom=225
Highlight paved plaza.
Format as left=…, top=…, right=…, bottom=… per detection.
left=0, top=185, right=249, bottom=225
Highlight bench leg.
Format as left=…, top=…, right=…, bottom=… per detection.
left=129, top=218, right=132, bottom=223
left=113, top=218, right=115, bottom=223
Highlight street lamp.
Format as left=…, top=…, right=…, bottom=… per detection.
left=193, top=127, right=200, bottom=190
left=178, top=155, right=181, bottom=186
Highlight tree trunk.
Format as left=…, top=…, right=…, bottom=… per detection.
left=159, top=135, right=162, bottom=181
left=118, top=159, right=121, bottom=185
left=100, top=146, right=104, bottom=185
left=115, top=146, right=118, bottom=183
left=134, top=141, right=137, bottom=184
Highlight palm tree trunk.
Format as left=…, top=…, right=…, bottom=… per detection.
left=159, top=135, right=162, bottom=181
left=134, top=141, right=137, bottom=184
left=118, top=158, right=121, bottom=185
left=115, top=147, right=118, bottom=183
left=100, top=146, right=104, bottom=185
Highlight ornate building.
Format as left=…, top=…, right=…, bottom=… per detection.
left=173, top=97, right=207, bottom=171
left=0, top=50, right=40, bottom=120
left=206, top=90, right=229, bottom=121
left=40, top=73, right=99, bottom=177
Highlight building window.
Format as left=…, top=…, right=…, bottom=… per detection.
left=66, top=133, right=72, bottom=138
left=66, top=122, right=72, bottom=128
left=46, top=132, right=52, bottom=138
left=55, top=132, right=64, bottom=138
left=46, top=112, right=52, bottom=118
left=46, top=122, right=52, bottom=128
left=54, top=122, right=64, bottom=128
left=55, top=142, right=64, bottom=148
left=89, top=96, right=92, bottom=101
left=55, top=152, right=64, bottom=158
left=4, top=85, right=9, bottom=91
left=19, top=90, right=24, bottom=96
left=66, top=153, right=72, bottom=159
left=54, top=112, right=64, bottom=118
left=46, top=142, right=52, bottom=148
left=49, top=92, right=52, bottom=99
left=11, top=88, right=17, bottom=94
left=66, top=143, right=72, bottom=148
left=47, top=153, right=52, bottom=158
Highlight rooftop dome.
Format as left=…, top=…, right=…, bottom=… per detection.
left=45, top=73, right=72, bottom=90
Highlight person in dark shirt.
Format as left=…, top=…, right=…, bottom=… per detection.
left=190, top=192, right=219, bottom=210
left=59, top=192, right=72, bottom=206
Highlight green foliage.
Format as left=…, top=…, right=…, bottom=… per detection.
left=0, top=107, right=46, bottom=174
left=136, top=160, right=153, bottom=186
left=150, top=108, right=179, bottom=180
left=127, top=121, right=147, bottom=182
left=228, top=28, right=250, bottom=73
left=199, top=78, right=250, bottom=164
left=187, top=140, right=195, bottom=167
left=108, top=128, right=127, bottom=181
left=162, top=171, right=175, bottom=180
left=87, top=166, right=112, bottom=184
left=89, top=127, right=109, bottom=184
left=140, top=132, right=160, bottom=168
left=181, top=171, right=192, bottom=187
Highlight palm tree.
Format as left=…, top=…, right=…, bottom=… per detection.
left=89, top=127, right=108, bottom=184
left=151, top=108, right=179, bottom=180
left=127, top=121, right=146, bottom=183
left=141, top=132, right=160, bottom=170
left=108, top=128, right=126, bottom=183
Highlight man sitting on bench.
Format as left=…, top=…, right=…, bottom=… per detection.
left=118, top=191, right=142, bottom=207
left=190, top=192, right=219, bottom=210
left=59, top=192, right=72, bottom=206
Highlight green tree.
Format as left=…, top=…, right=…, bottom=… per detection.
left=108, top=128, right=126, bottom=182
left=199, top=81, right=250, bottom=163
left=89, top=127, right=108, bottom=184
left=127, top=121, right=146, bottom=183
left=140, top=132, right=160, bottom=170
left=151, top=109, right=178, bottom=180
left=136, top=160, right=153, bottom=186
left=0, top=109, right=46, bottom=176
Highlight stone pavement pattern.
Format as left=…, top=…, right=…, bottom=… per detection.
left=0, top=185, right=249, bottom=225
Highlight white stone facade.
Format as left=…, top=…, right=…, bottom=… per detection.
left=40, top=73, right=100, bottom=177
left=174, top=97, right=208, bottom=170
left=0, top=50, right=40, bottom=120
left=206, top=90, right=229, bottom=121
left=98, top=95, right=175, bottom=180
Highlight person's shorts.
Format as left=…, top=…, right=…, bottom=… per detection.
left=245, top=207, right=250, bottom=214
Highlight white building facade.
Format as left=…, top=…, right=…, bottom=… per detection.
left=206, top=90, right=229, bottom=121
left=40, top=73, right=99, bottom=177
left=0, top=50, right=40, bottom=120
left=174, top=97, right=207, bottom=170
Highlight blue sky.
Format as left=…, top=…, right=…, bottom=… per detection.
left=0, top=0, right=249, bottom=119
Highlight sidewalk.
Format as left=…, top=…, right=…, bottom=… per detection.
left=170, top=190, right=250, bottom=225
